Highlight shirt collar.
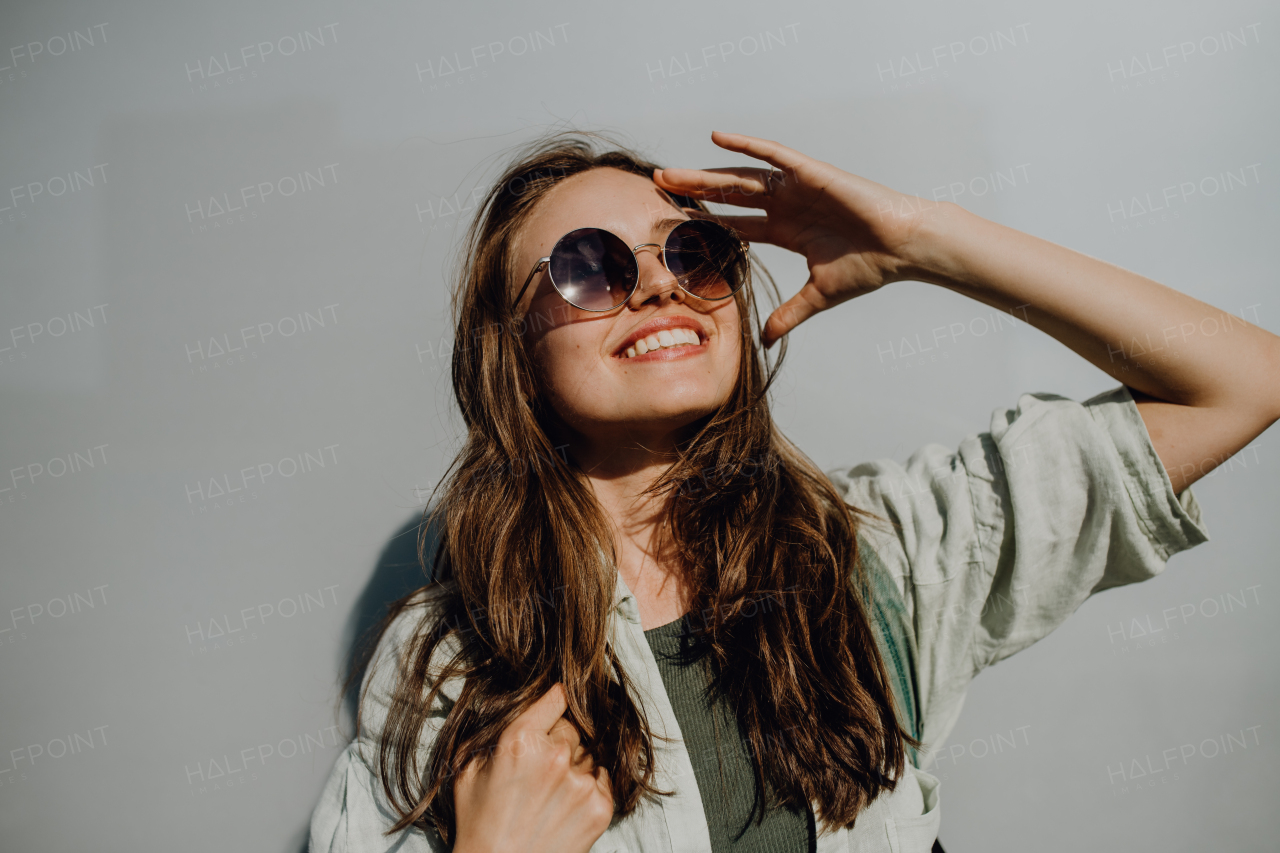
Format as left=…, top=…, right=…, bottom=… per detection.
left=608, top=551, right=641, bottom=624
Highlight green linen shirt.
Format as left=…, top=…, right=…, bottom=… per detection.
left=310, top=385, right=1209, bottom=853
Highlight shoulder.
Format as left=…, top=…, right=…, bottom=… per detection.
left=358, top=581, right=464, bottom=745
left=824, top=385, right=1182, bottom=571
left=375, top=582, right=456, bottom=659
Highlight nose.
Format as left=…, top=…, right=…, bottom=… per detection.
left=626, top=243, right=684, bottom=309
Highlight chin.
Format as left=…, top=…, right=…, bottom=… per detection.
left=563, top=398, right=719, bottom=437
left=622, top=397, right=723, bottom=431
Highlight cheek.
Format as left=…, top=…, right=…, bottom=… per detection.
left=718, top=335, right=744, bottom=387
left=715, top=309, right=745, bottom=361
left=531, top=330, right=602, bottom=402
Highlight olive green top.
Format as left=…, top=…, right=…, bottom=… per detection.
left=643, top=614, right=814, bottom=853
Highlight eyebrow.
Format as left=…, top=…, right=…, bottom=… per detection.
left=650, top=216, right=690, bottom=237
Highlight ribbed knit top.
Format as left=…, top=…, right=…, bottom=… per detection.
left=643, top=614, right=813, bottom=853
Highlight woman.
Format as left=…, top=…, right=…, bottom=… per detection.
left=310, top=130, right=1278, bottom=852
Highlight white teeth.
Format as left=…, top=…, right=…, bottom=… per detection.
left=623, top=328, right=703, bottom=358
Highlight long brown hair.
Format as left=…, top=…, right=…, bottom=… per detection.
left=360, top=129, right=916, bottom=841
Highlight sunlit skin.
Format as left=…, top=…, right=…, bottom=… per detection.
left=513, top=167, right=742, bottom=448
left=454, top=129, right=1280, bottom=853
left=511, top=167, right=743, bottom=626
left=508, top=130, right=1280, bottom=635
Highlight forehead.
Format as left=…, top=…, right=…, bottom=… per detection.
left=528, top=167, right=687, bottom=240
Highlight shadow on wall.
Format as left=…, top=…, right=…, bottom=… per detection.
left=341, top=509, right=443, bottom=724
left=296, top=510, right=443, bottom=852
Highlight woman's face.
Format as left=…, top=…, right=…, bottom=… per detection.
left=511, top=167, right=743, bottom=450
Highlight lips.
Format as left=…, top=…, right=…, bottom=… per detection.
left=614, top=317, right=707, bottom=359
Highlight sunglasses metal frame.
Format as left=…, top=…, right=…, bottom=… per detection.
left=509, top=219, right=750, bottom=314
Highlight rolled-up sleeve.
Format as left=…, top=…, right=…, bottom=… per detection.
left=310, top=589, right=460, bottom=853
left=826, top=385, right=1209, bottom=765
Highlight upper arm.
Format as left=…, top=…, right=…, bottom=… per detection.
left=1131, top=388, right=1277, bottom=494
left=310, top=590, right=462, bottom=853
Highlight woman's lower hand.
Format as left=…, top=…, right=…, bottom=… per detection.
left=452, top=683, right=615, bottom=853
left=653, top=130, right=952, bottom=348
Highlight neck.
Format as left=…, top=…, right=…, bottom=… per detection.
left=554, top=422, right=696, bottom=628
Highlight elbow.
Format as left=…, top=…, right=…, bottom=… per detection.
left=1261, top=337, right=1280, bottom=424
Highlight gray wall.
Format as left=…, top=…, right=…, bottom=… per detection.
left=1, top=1, right=1275, bottom=850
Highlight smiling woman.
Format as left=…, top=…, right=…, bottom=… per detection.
left=308, top=129, right=1280, bottom=853
left=507, top=165, right=753, bottom=449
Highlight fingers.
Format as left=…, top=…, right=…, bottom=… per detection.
left=547, top=716, right=582, bottom=751
left=506, top=683, right=568, bottom=739
left=502, top=685, right=590, bottom=770
left=455, top=683, right=613, bottom=853
left=569, top=741, right=594, bottom=771
left=550, top=717, right=603, bottom=776
left=654, top=166, right=775, bottom=209
left=593, top=764, right=613, bottom=804
left=654, top=131, right=809, bottom=208
left=762, top=279, right=826, bottom=349
left=707, top=131, right=808, bottom=173
left=677, top=208, right=771, bottom=244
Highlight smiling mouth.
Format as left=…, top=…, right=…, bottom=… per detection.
left=623, top=328, right=703, bottom=359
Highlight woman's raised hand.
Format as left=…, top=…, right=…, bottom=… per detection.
left=452, top=683, right=615, bottom=853
left=654, top=130, right=945, bottom=348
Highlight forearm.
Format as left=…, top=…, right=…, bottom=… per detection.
left=902, top=203, right=1280, bottom=419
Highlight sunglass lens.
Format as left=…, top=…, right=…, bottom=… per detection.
left=550, top=228, right=637, bottom=310
left=664, top=220, right=747, bottom=300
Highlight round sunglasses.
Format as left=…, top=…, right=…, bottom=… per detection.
left=509, top=219, right=750, bottom=313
